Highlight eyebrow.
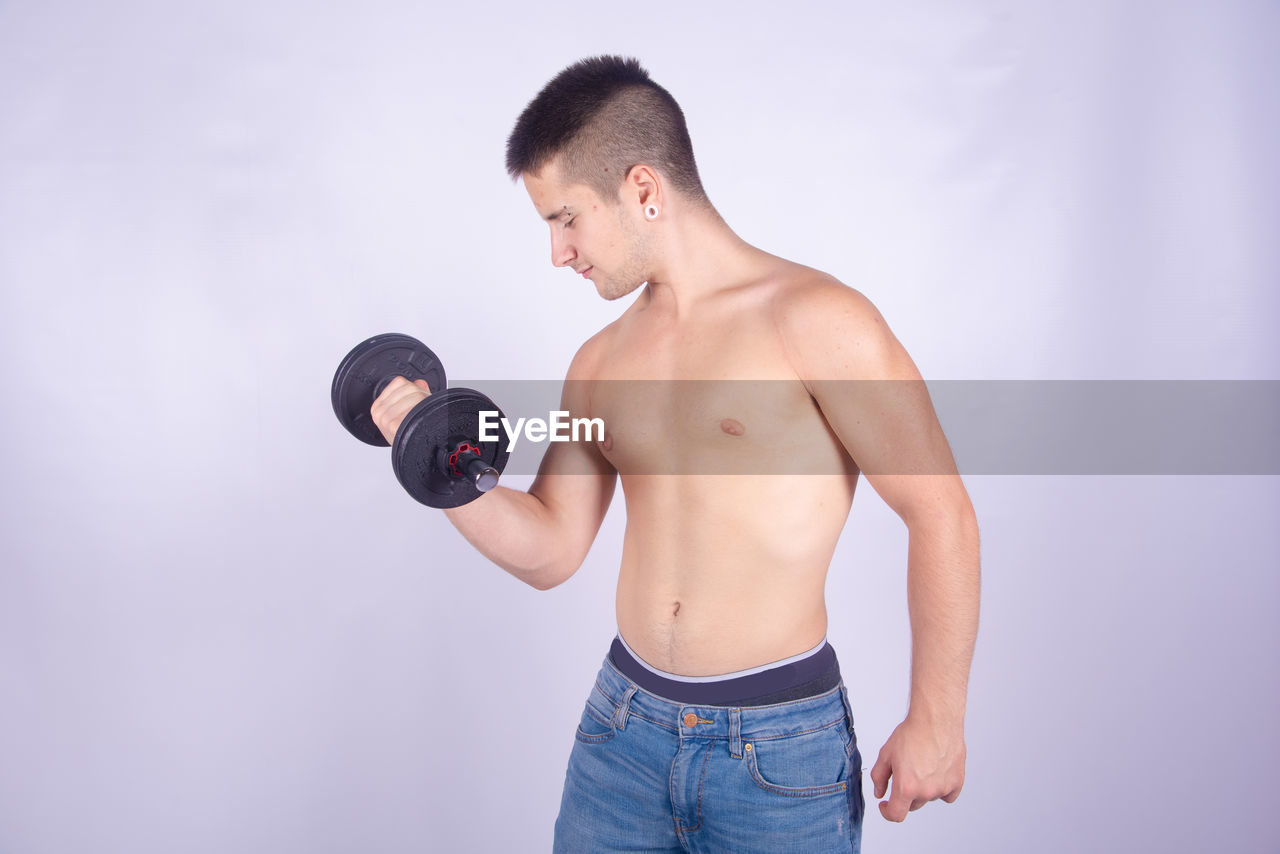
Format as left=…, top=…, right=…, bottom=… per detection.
left=544, top=205, right=572, bottom=222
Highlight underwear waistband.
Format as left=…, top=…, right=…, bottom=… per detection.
left=608, top=632, right=841, bottom=706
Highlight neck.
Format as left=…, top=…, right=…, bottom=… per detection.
left=637, top=203, right=772, bottom=320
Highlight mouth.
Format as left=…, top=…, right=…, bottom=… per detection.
left=580, top=266, right=593, bottom=279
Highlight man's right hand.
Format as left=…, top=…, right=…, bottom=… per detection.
left=370, top=377, right=433, bottom=444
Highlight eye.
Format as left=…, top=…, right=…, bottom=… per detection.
left=564, top=217, right=575, bottom=229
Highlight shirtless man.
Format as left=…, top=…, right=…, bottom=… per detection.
left=371, top=56, right=979, bottom=852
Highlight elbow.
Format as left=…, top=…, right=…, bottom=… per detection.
left=494, top=553, right=565, bottom=592
left=529, top=575, right=558, bottom=592
left=528, top=554, right=584, bottom=591
left=903, top=500, right=978, bottom=537
left=518, top=560, right=560, bottom=591
left=524, top=559, right=563, bottom=591
left=529, top=574, right=563, bottom=592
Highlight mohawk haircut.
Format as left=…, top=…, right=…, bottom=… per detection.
left=505, top=55, right=710, bottom=206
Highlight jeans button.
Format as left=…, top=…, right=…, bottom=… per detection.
left=682, top=712, right=698, bottom=727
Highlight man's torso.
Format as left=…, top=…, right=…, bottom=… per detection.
left=586, top=261, right=861, bottom=676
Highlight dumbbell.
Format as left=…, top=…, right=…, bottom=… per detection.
left=331, top=333, right=512, bottom=508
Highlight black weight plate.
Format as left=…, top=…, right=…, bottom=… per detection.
left=392, top=388, right=512, bottom=508
left=331, top=333, right=447, bottom=447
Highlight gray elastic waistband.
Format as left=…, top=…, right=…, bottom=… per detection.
left=608, top=633, right=841, bottom=706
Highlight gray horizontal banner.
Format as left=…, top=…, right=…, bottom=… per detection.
left=417, top=380, right=1280, bottom=476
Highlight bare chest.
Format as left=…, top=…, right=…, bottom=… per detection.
left=588, top=315, right=833, bottom=475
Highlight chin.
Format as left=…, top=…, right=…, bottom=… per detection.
left=597, top=279, right=644, bottom=301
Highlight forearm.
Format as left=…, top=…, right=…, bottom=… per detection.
left=904, top=504, right=981, bottom=729
left=442, top=485, right=564, bottom=590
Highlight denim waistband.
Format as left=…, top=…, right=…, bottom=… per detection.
left=595, top=648, right=857, bottom=747
left=608, top=633, right=841, bottom=706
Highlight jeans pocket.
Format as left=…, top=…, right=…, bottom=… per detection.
left=573, top=682, right=618, bottom=744
left=744, top=723, right=852, bottom=798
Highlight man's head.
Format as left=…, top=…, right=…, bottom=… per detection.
left=506, top=56, right=710, bottom=299
left=506, top=55, right=708, bottom=207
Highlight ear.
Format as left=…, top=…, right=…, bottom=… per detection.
left=622, top=164, right=662, bottom=211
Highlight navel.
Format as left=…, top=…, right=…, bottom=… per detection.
left=672, top=600, right=681, bottom=617
left=719, top=418, right=745, bottom=436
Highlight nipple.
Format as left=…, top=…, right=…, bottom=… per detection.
left=719, top=418, right=745, bottom=436
left=600, top=431, right=614, bottom=452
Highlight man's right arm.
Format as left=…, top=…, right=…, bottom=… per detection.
left=440, top=336, right=617, bottom=591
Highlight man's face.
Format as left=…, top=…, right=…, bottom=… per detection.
left=522, top=160, right=650, bottom=301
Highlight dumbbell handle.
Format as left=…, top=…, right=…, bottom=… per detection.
left=442, top=442, right=500, bottom=493
left=460, top=454, right=500, bottom=493
left=371, top=373, right=429, bottom=402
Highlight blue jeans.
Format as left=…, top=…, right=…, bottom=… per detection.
left=553, top=649, right=865, bottom=853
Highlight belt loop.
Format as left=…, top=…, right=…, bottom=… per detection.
left=839, top=684, right=856, bottom=729
left=615, top=685, right=638, bottom=730
left=729, top=707, right=743, bottom=759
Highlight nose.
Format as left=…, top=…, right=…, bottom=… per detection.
left=550, top=229, right=576, bottom=268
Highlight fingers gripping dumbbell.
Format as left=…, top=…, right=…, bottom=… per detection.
left=331, top=333, right=512, bottom=508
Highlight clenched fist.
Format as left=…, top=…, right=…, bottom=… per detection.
left=369, top=377, right=433, bottom=444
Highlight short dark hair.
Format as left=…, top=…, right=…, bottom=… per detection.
left=505, top=55, right=709, bottom=206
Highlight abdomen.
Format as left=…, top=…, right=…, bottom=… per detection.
left=614, top=471, right=857, bottom=676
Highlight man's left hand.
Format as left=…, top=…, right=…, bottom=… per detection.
left=869, top=714, right=967, bottom=822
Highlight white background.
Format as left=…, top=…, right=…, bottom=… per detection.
left=1, top=0, right=1277, bottom=851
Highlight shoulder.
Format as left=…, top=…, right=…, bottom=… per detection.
left=768, top=270, right=907, bottom=381
left=564, top=321, right=618, bottom=382
left=769, top=269, right=885, bottom=338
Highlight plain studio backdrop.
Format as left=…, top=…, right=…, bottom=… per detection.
left=1, top=0, right=1277, bottom=852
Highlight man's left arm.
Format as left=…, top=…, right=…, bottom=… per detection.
left=774, top=279, right=981, bottom=823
